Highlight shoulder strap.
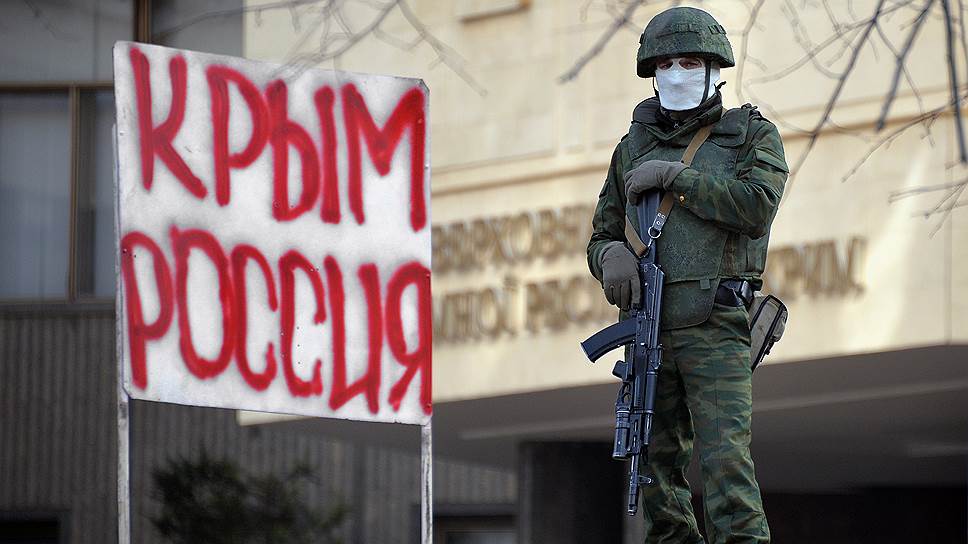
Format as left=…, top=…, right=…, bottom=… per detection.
left=681, top=123, right=713, bottom=166
left=625, top=123, right=714, bottom=257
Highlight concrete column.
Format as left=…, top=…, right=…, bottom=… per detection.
left=517, top=441, right=624, bottom=544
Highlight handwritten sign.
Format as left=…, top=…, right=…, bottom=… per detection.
left=113, top=42, right=431, bottom=425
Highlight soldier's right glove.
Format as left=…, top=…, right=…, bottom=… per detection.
left=600, top=241, right=640, bottom=311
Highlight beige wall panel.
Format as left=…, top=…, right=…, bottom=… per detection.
left=554, top=1, right=644, bottom=150
left=766, top=120, right=955, bottom=364
left=431, top=169, right=614, bottom=401
left=432, top=124, right=964, bottom=401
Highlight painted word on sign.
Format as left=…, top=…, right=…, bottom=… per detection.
left=113, top=42, right=430, bottom=425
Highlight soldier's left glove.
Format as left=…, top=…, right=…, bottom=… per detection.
left=623, top=160, right=688, bottom=204
left=600, top=241, right=640, bottom=311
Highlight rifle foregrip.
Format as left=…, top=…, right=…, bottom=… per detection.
left=613, top=410, right=630, bottom=459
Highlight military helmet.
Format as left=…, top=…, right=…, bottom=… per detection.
left=636, top=7, right=735, bottom=78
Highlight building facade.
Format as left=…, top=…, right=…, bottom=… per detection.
left=1, top=0, right=966, bottom=543
left=243, top=0, right=968, bottom=540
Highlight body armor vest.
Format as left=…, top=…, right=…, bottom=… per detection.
left=618, top=101, right=769, bottom=329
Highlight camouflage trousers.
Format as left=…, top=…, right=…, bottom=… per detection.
left=640, top=302, right=770, bottom=544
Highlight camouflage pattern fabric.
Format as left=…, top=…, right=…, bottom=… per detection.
left=637, top=7, right=735, bottom=78
left=586, top=95, right=789, bottom=330
left=586, top=93, right=785, bottom=543
left=641, top=302, right=770, bottom=543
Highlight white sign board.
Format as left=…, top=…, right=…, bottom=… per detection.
left=113, top=42, right=431, bottom=425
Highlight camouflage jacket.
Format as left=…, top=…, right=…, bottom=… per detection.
left=587, top=95, right=788, bottom=329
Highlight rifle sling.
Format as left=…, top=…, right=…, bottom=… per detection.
left=625, top=122, right=714, bottom=257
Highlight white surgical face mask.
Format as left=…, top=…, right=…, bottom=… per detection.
left=654, top=58, right=720, bottom=111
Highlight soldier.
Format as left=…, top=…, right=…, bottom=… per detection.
left=586, top=6, right=788, bottom=544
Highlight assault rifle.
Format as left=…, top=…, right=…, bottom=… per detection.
left=580, top=190, right=665, bottom=516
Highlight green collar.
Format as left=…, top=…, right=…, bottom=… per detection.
left=632, top=94, right=725, bottom=142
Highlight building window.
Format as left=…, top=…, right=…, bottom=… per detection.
left=0, top=84, right=118, bottom=302
left=0, top=0, right=242, bottom=303
left=0, top=1, right=131, bottom=83
left=75, top=90, right=119, bottom=298
left=0, top=93, right=72, bottom=299
left=0, top=0, right=131, bottom=303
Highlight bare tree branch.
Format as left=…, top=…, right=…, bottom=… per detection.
left=20, top=0, right=77, bottom=40
left=876, top=0, right=934, bottom=130
left=560, top=0, right=968, bottom=230
left=956, top=0, right=968, bottom=70
left=840, top=94, right=964, bottom=183
left=734, top=0, right=768, bottom=104
left=745, top=3, right=913, bottom=86
left=153, top=0, right=322, bottom=43
left=278, top=0, right=401, bottom=77
left=784, top=0, right=889, bottom=188
left=941, top=0, right=968, bottom=162
left=154, top=0, right=486, bottom=96
left=872, top=19, right=928, bottom=129
left=558, top=0, right=647, bottom=83
left=396, top=0, right=488, bottom=97
left=890, top=178, right=968, bottom=199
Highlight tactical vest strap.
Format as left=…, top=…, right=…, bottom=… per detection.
left=625, top=218, right=649, bottom=257
left=681, top=123, right=714, bottom=165
left=625, top=123, right=714, bottom=257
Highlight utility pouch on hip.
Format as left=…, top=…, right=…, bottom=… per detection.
left=747, top=294, right=788, bottom=371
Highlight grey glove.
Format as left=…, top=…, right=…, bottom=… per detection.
left=600, top=241, right=640, bottom=311
left=623, top=160, right=688, bottom=204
